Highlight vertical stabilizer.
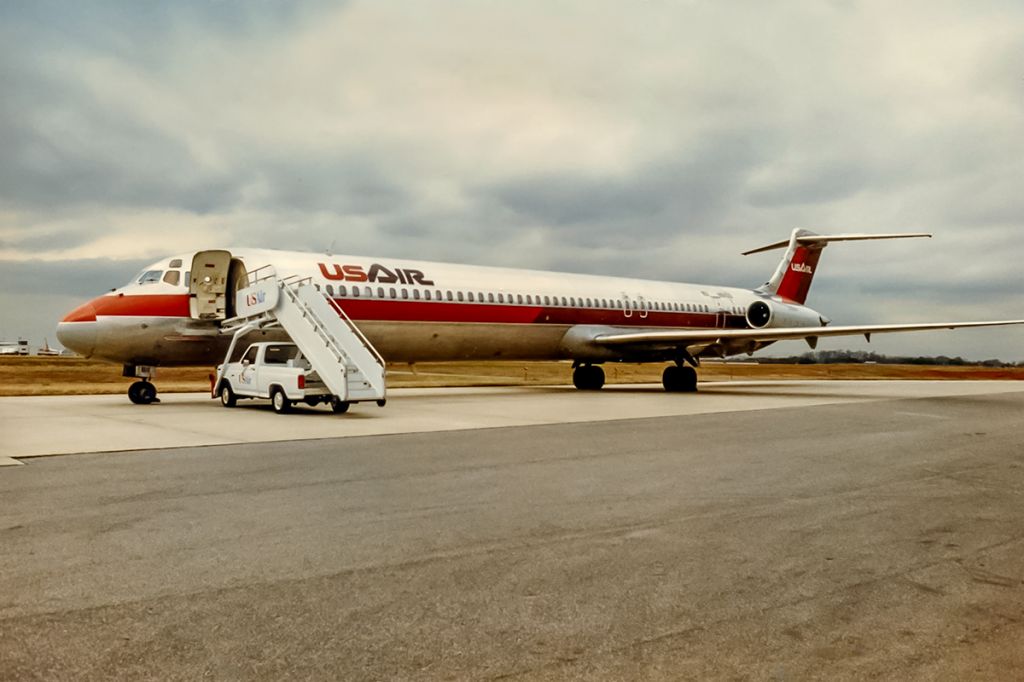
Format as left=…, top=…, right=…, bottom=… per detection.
left=755, top=229, right=824, bottom=304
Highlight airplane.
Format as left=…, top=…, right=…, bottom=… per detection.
left=56, top=229, right=1024, bottom=404
left=36, top=338, right=61, bottom=357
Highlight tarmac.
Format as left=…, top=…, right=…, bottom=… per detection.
left=2, top=381, right=1024, bottom=679
left=3, top=380, right=1024, bottom=460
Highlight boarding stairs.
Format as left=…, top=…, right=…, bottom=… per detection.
left=214, top=266, right=386, bottom=404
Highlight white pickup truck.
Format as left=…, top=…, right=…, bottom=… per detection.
left=213, top=342, right=350, bottom=414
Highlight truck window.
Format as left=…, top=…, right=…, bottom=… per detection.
left=263, top=345, right=299, bottom=365
left=241, top=346, right=259, bottom=364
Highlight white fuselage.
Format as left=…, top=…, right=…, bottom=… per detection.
left=56, top=247, right=784, bottom=367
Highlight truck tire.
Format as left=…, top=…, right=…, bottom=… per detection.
left=271, top=387, right=291, bottom=414
left=330, top=397, right=350, bottom=414
left=219, top=382, right=237, bottom=407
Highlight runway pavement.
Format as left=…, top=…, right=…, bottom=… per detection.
left=1, top=382, right=1024, bottom=679
left=3, top=380, right=1024, bottom=459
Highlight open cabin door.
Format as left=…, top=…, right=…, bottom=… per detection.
left=189, top=250, right=249, bottom=320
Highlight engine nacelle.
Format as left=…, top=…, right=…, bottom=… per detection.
left=746, top=299, right=824, bottom=329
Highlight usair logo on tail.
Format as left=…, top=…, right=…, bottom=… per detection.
left=791, top=263, right=814, bottom=274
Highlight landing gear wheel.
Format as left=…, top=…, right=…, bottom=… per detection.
left=219, top=383, right=237, bottom=407
left=128, top=380, right=159, bottom=404
left=330, top=397, right=350, bottom=414
left=572, top=364, right=605, bottom=391
left=663, top=365, right=698, bottom=393
left=271, top=387, right=291, bottom=414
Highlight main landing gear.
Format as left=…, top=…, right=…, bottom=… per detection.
left=570, top=361, right=699, bottom=393
left=124, top=364, right=160, bottom=404
left=662, top=364, right=698, bottom=393
left=572, top=363, right=605, bottom=390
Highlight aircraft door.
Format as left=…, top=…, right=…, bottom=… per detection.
left=189, top=250, right=232, bottom=320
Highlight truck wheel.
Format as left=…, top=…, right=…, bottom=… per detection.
left=219, top=382, right=237, bottom=407
left=271, top=387, right=291, bottom=414
left=330, top=397, right=350, bottom=414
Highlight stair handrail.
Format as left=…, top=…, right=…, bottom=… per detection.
left=278, top=277, right=385, bottom=370
left=322, top=293, right=386, bottom=369
left=246, top=264, right=278, bottom=284
left=278, top=282, right=345, bottom=349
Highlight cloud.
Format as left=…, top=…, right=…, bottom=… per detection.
left=1, top=0, right=1022, bottom=358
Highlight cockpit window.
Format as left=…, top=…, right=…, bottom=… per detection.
left=138, top=270, right=163, bottom=284
left=168, top=259, right=182, bottom=268
left=163, top=271, right=181, bottom=286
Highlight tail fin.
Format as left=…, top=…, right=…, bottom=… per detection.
left=744, top=229, right=931, bottom=304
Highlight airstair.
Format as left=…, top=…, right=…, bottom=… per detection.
left=214, top=266, right=386, bottom=404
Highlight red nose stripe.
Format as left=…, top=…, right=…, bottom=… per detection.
left=91, top=294, right=192, bottom=318
left=62, top=301, right=97, bottom=323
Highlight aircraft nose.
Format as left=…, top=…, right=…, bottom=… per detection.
left=57, top=301, right=98, bottom=357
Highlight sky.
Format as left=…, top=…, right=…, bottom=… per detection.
left=1, top=0, right=1022, bottom=360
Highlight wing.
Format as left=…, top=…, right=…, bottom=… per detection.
left=593, top=319, right=1024, bottom=354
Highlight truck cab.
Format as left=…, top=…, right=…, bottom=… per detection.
left=214, top=342, right=349, bottom=414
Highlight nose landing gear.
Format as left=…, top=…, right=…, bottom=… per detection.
left=128, top=380, right=160, bottom=404
left=124, top=364, right=161, bottom=404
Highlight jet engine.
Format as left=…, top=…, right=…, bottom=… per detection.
left=746, top=299, right=825, bottom=329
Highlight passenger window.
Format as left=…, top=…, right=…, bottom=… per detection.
left=570, top=297, right=576, bottom=306
left=516, top=294, right=523, bottom=304
left=457, top=291, right=464, bottom=302
left=352, top=287, right=360, bottom=297
left=378, top=287, right=385, bottom=298
left=413, top=289, right=421, bottom=300
left=339, top=285, right=347, bottom=296
left=138, top=270, right=163, bottom=284
left=326, top=284, right=334, bottom=296
left=543, top=295, right=550, bottom=305
left=162, top=271, right=180, bottom=286
left=561, top=297, right=568, bottom=306
left=390, top=288, right=397, bottom=298
left=468, top=292, right=475, bottom=302
left=526, top=295, right=532, bottom=304
left=447, top=290, right=454, bottom=301
left=424, top=290, right=432, bottom=301
left=498, top=293, right=504, bottom=303
left=402, top=289, right=409, bottom=300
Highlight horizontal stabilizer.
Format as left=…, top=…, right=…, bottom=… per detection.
left=742, top=232, right=931, bottom=256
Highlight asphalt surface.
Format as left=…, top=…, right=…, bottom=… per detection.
left=2, top=388, right=1024, bottom=679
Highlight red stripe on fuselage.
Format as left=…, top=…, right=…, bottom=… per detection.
left=85, top=292, right=740, bottom=329
left=93, top=294, right=192, bottom=318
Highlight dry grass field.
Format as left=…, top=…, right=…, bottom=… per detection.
left=1, top=356, right=1021, bottom=396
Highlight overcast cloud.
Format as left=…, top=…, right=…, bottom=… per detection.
left=1, top=0, right=1022, bottom=359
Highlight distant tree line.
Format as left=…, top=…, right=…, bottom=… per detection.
left=756, top=350, right=1021, bottom=367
